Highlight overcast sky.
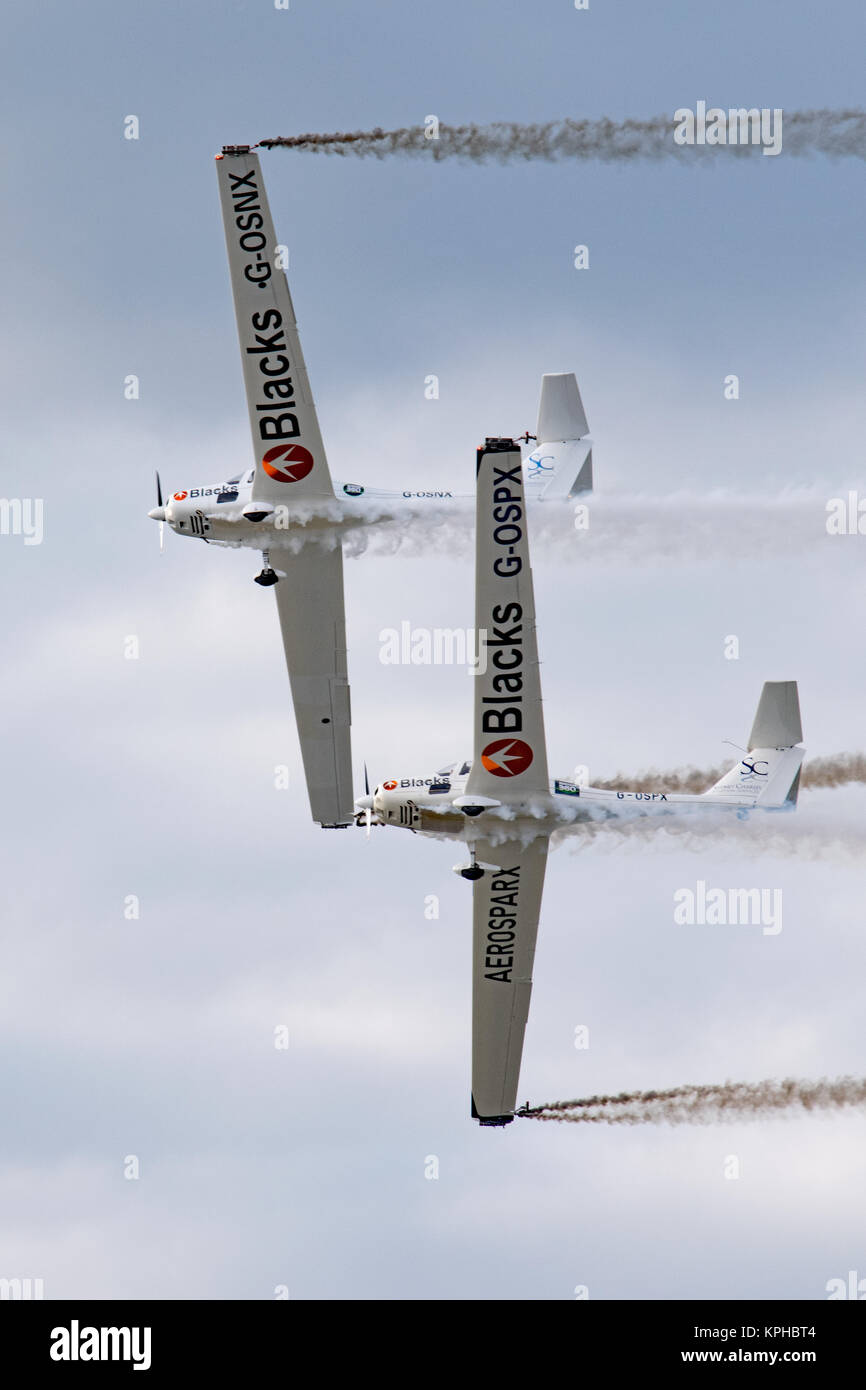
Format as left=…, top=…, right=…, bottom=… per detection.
left=2, top=0, right=865, bottom=1300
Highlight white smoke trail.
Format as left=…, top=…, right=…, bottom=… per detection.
left=414, top=791, right=865, bottom=861
left=553, top=792, right=866, bottom=864
left=335, top=489, right=856, bottom=566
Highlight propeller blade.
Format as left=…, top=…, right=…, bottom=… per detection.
left=364, top=762, right=370, bottom=796
left=155, top=471, right=163, bottom=508
left=159, top=520, right=165, bottom=553
left=365, top=807, right=372, bottom=840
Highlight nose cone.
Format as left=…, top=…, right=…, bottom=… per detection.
left=355, top=794, right=374, bottom=811
left=148, top=506, right=166, bottom=521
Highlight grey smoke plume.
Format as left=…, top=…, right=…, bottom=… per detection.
left=259, top=109, right=866, bottom=163
left=597, top=753, right=866, bottom=795
left=522, top=1075, right=866, bottom=1125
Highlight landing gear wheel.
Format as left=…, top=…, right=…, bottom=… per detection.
left=254, top=549, right=279, bottom=586
left=456, top=848, right=485, bottom=881
left=460, top=865, right=485, bottom=881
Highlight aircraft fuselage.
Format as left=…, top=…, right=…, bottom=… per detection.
left=364, top=761, right=787, bottom=843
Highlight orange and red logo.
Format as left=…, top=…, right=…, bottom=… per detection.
left=261, top=443, right=315, bottom=484
left=480, top=739, right=534, bottom=778
left=173, top=491, right=188, bottom=501
left=382, top=779, right=398, bottom=791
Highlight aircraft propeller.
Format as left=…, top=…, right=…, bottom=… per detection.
left=355, top=762, right=375, bottom=837
left=148, top=471, right=166, bottom=552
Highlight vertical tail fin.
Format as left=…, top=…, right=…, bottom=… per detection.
left=524, top=373, right=592, bottom=499
left=748, top=681, right=803, bottom=750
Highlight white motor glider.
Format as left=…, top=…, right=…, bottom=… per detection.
left=356, top=436, right=805, bottom=1126
left=148, top=145, right=592, bottom=829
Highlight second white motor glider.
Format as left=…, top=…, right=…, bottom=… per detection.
left=356, top=436, right=804, bottom=1127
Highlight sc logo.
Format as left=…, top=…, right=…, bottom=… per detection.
left=740, top=758, right=769, bottom=778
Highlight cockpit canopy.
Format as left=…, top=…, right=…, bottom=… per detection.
left=216, top=470, right=255, bottom=503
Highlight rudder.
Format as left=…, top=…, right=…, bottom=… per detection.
left=748, top=681, right=802, bottom=750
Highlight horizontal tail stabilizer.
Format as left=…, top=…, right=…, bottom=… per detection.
left=704, top=682, right=804, bottom=810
